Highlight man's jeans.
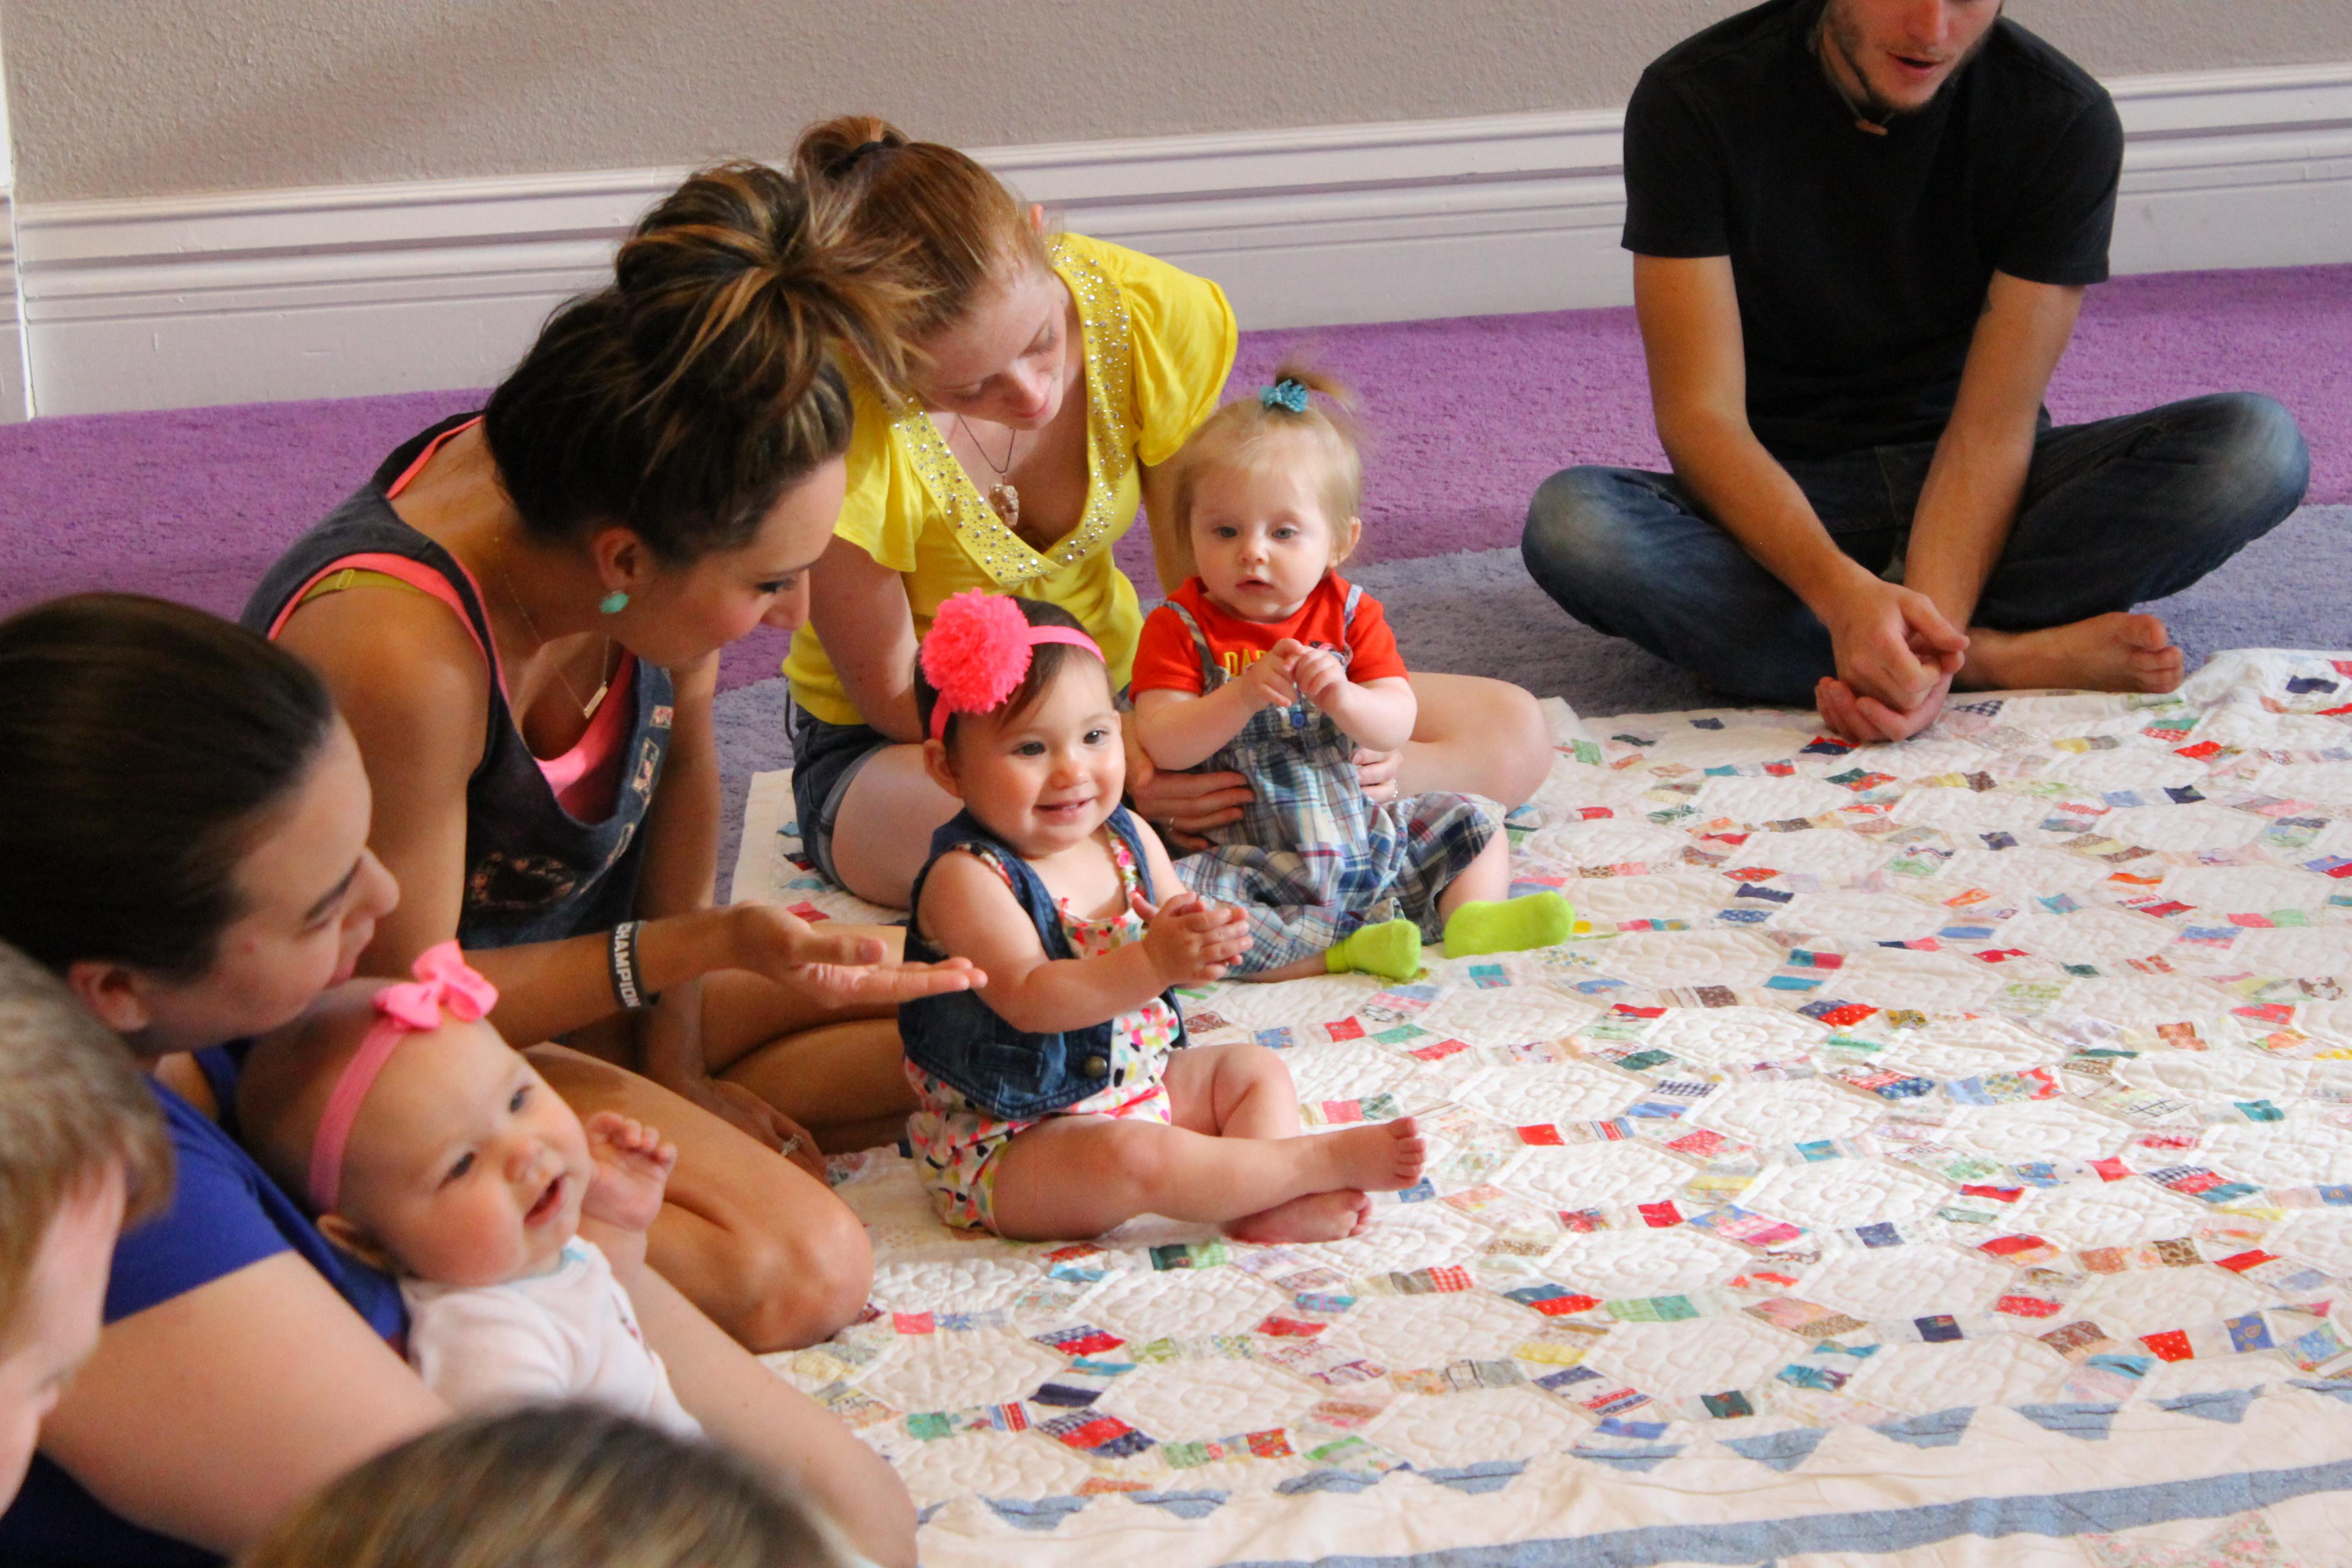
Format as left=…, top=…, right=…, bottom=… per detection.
left=1520, top=393, right=2312, bottom=704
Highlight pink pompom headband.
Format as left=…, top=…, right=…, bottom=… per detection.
left=920, top=589, right=1103, bottom=742
left=307, top=940, right=499, bottom=1214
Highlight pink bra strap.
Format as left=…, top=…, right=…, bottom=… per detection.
left=263, top=552, right=488, bottom=663
left=383, top=416, right=484, bottom=500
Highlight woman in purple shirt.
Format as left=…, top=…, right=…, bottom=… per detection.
left=0, top=596, right=913, bottom=1567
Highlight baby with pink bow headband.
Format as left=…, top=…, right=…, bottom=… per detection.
left=238, top=941, right=699, bottom=1436
left=896, top=590, right=1429, bottom=1244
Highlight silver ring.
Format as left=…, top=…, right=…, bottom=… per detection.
left=777, top=1134, right=805, bottom=1161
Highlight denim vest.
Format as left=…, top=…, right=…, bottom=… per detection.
left=900, top=807, right=1188, bottom=1120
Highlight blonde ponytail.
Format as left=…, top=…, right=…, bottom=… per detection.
left=793, top=115, right=1050, bottom=351
left=1166, top=359, right=1368, bottom=544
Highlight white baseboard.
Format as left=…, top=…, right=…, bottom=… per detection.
left=15, top=61, right=2352, bottom=417
left=0, top=189, right=31, bottom=421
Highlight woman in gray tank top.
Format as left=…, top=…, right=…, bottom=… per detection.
left=248, top=163, right=979, bottom=1353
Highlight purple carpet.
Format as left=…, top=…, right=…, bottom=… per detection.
left=4, top=263, right=2347, bottom=695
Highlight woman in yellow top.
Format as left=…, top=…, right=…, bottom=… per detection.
left=785, top=117, right=1553, bottom=908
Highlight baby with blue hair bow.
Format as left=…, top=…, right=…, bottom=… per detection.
left=1128, top=362, right=1573, bottom=983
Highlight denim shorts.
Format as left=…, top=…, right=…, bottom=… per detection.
left=787, top=699, right=893, bottom=888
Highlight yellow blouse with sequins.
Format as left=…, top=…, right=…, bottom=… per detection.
left=783, top=233, right=1238, bottom=728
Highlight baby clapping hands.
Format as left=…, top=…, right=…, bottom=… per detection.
left=895, top=591, right=1429, bottom=1245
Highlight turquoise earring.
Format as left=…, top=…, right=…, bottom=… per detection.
left=599, top=590, right=630, bottom=615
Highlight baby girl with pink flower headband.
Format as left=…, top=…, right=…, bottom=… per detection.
left=238, top=941, right=698, bottom=1436
left=890, top=588, right=1428, bottom=1244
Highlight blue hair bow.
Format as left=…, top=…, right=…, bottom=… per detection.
left=1259, top=379, right=1310, bottom=413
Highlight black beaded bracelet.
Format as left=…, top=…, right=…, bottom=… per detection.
left=608, top=920, right=650, bottom=1011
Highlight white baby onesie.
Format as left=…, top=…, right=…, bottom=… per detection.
left=402, top=1236, right=700, bottom=1438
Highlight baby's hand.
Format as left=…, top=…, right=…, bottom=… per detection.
left=1236, top=645, right=1299, bottom=710
left=581, top=1111, right=677, bottom=1235
left=1289, top=644, right=1349, bottom=709
left=1134, top=889, right=1253, bottom=986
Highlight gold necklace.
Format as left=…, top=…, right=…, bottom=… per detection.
left=953, top=414, right=1022, bottom=532
left=489, top=535, right=612, bottom=721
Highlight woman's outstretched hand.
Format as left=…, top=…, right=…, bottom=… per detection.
left=728, top=903, right=985, bottom=1006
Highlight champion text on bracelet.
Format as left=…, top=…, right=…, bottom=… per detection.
left=609, top=920, right=649, bottom=1011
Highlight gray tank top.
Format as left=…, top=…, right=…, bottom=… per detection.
left=242, top=413, right=674, bottom=949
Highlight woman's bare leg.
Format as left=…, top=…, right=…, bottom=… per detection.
left=826, top=744, right=961, bottom=910
left=1438, top=834, right=1512, bottom=916
left=691, top=933, right=916, bottom=1150
left=528, top=1044, right=873, bottom=1353
left=690, top=932, right=904, bottom=1068
left=1398, top=672, right=1551, bottom=808
left=716, top=1014, right=914, bottom=1153
left=633, top=1267, right=918, bottom=1568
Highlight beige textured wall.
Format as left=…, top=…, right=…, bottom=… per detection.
left=6, top=0, right=2350, bottom=202
left=0, top=9, right=15, bottom=183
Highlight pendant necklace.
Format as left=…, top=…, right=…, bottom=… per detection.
left=954, top=415, right=1023, bottom=533
left=491, top=536, right=612, bottom=721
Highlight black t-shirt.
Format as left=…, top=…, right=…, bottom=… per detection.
left=1622, top=0, right=2122, bottom=459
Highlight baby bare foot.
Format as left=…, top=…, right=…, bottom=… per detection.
left=1962, top=613, right=2185, bottom=695
left=1324, top=1115, right=1428, bottom=1193
left=1227, top=1189, right=1373, bottom=1245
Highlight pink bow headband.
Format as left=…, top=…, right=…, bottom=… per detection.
left=921, top=589, right=1102, bottom=741
left=307, top=940, right=500, bottom=1213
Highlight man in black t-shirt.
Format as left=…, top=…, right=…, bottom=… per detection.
left=1522, top=0, right=2311, bottom=741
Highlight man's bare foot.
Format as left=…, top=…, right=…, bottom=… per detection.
left=1320, top=1115, right=1429, bottom=1192
left=1227, top=1189, right=1373, bottom=1244
left=1960, top=613, right=2185, bottom=695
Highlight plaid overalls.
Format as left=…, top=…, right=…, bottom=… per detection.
left=1162, top=584, right=1500, bottom=973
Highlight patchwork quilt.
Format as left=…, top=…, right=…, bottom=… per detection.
left=731, top=650, right=2352, bottom=1567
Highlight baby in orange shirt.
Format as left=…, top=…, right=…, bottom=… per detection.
left=1129, top=366, right=1571, bottom=981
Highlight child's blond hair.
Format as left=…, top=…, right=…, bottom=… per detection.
left=1166, top=362, right=1364, bottom=554
left=0, top=940, right=172, bottom=1337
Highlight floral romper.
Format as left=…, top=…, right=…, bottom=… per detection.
left=903, top=830, right=1185, bottom=1234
